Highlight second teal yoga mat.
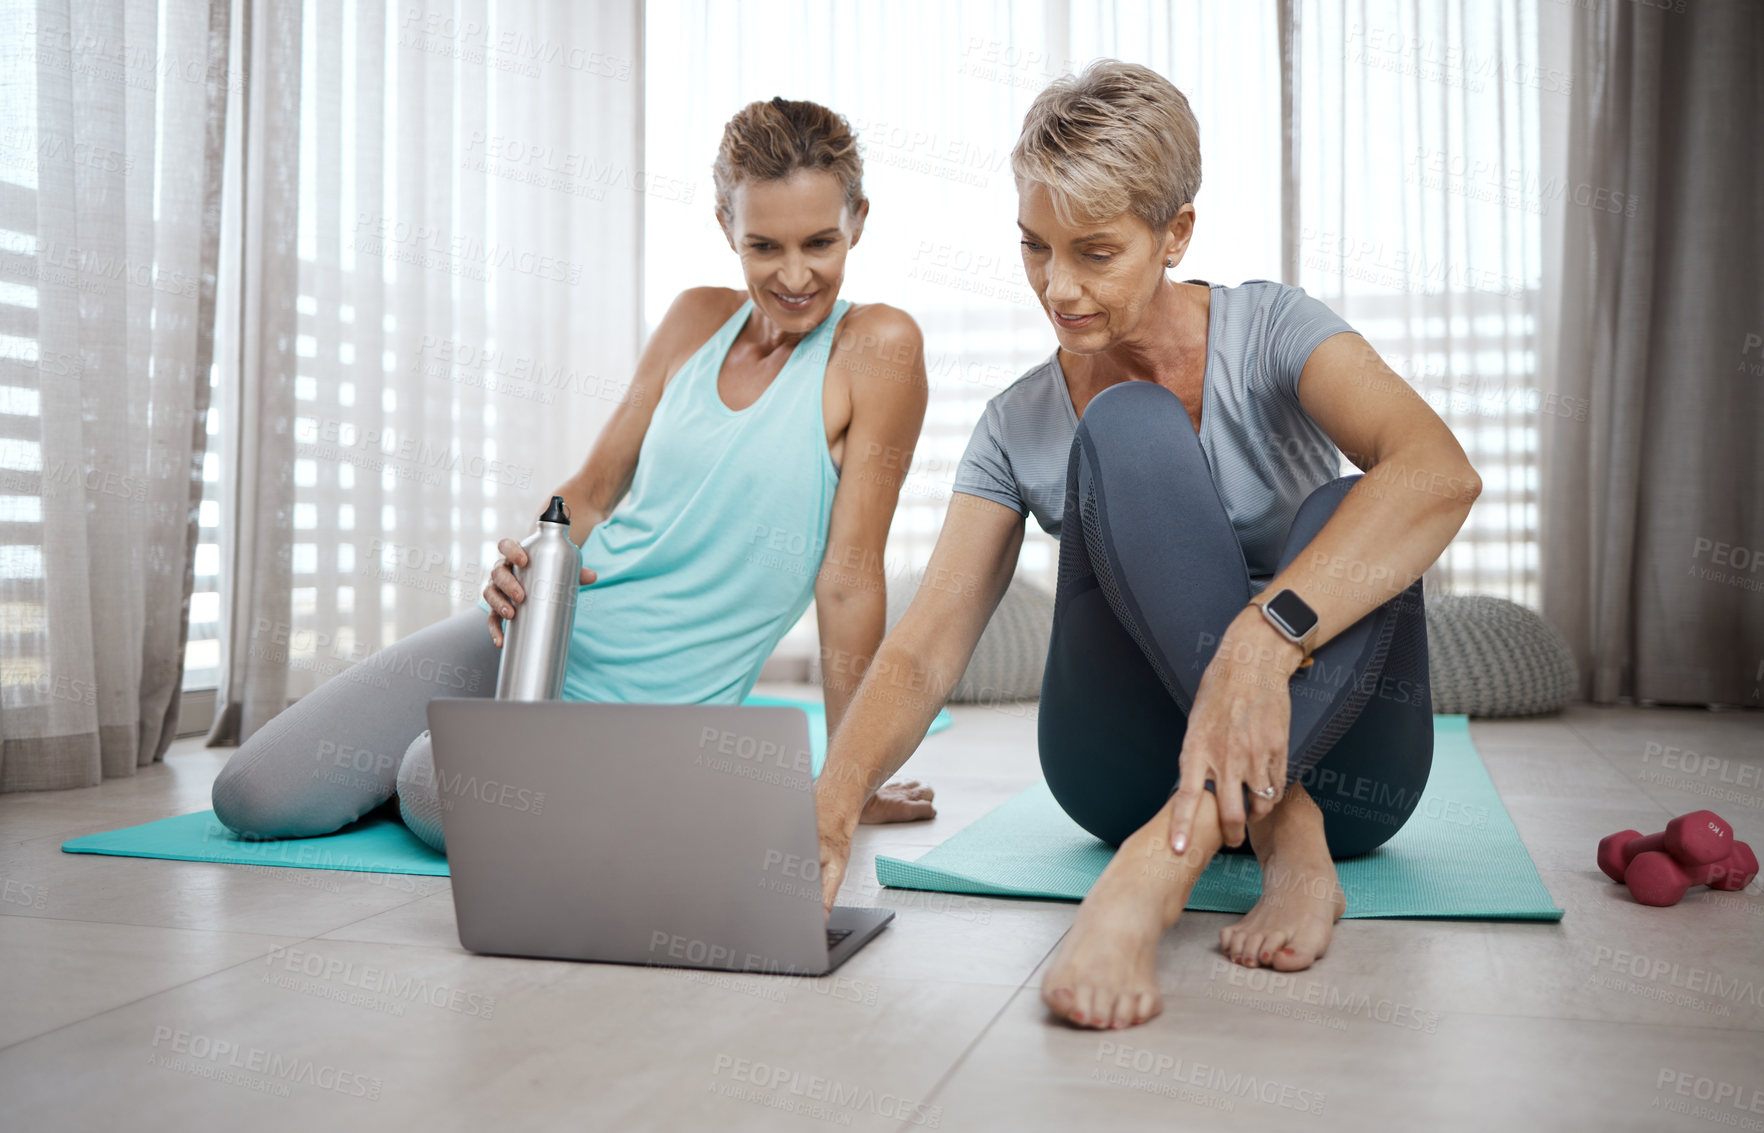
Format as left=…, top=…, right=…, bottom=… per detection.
left=742, top=695, right=952, bottom=779
left=61, top=696, right=952, bottom=876
left=876, top=715, right=1564, bottom=921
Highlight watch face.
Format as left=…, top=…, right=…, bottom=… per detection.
left=1266, top=589, right=1319, bottom=638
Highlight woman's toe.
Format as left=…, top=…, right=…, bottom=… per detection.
left=1270, top=928, right=1330, bottom=971
left=1070, top=985, right=1097, bottom=1027
left=1269, top=946, right=1313, bottom=971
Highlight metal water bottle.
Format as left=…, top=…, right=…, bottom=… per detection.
left=494, top=496, right=580, bottom=701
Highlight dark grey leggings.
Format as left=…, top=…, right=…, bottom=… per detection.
left=210, top=608, right=500, bottom=852
left=1038, top=380, right=1434, bottom=859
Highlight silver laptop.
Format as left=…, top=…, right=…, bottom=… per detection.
left=424, top=699, right=892, bottom=975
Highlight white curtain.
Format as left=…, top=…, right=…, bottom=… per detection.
left=205, top=0, right=644, bottom=744
left=0, top=0, right=231, bottom=791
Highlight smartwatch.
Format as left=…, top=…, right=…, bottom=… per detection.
left=1250, top=588, right=1320, bottom=668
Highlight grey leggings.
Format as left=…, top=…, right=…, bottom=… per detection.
left=1039, top=380, right=1434, bottom=859
left=210, top=608, right=499, bottom=852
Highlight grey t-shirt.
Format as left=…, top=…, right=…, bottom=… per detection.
left=952, top=279, right=1357, bottom=592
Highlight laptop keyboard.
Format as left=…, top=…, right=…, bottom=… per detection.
left=825, top=927, right=853, bottom=950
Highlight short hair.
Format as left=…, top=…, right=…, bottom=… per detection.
left=1011, top=59, right=1202, bottom=232
left=713, top=96, right=865, bottom=222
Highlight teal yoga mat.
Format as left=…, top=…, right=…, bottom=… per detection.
left=61, top=806, right=452, bottom=875
left=876, top=714, right=1564, bottom=921
left=61, top=696, right=953, bottom=877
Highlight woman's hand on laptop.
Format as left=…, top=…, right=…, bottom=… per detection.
left=484, top=536, right=598, bottom=648
left=816, top=779, right=936, bottom=915
left=816, top=799, right=857, bottom=917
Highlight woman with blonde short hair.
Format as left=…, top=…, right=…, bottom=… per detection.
left=815, top=61, right=1479, bottom=1030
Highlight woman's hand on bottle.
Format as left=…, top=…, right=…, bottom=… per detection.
left=484, top=536, right=597, bottom=648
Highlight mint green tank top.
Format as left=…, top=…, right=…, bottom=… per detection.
left=482, top=297, right=850, bottom=704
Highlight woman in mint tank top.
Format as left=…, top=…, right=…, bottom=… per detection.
left=209, top=98, right=936, bottom=851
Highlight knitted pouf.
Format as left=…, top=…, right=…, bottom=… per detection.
left=885, top=568, right=1054, bottom=703
left=1424, top=592, right=1578, bottom=717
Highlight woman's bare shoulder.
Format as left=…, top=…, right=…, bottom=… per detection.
left=831, top=302, right=925, bottom=374
left=639, top=287, right=749, bottom=388
left=829, top=302, right=927, bottom=415
left=654, top=286, right=747, bottom=344
left=838, top=301, right=923, bottom=345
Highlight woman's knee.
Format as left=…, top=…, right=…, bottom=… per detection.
left=395, top=731, right=447, bottom=854
left=211, top=718, right=316, bottom=837
left=210, top=756, right=284, bottom=838
left=1073, top=380, right=1188, bottom=448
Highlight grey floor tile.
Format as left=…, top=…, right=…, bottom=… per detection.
left=0, top=936, right=1015, bottom=1133
left=0, top=917, right=300, bottom=1049
left=926, top=988, right=1764, bottom=1133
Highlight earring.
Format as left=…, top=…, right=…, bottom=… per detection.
left=1165, top=259, right=1174, bottom=268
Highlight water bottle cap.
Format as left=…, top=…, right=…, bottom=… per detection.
left=539, top=496, right=570, bottom=525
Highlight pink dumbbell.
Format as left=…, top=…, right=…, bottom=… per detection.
left=1625, top=841, right=1758, bottom=907
left=1596, top=810, right=1734, bottom=882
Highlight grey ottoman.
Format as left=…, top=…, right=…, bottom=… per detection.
left=885, top=568, right=1054, bottom=703
left=886, top=571, right=1577, bottom=718
left=1424, top=592, right=1578, bottom=717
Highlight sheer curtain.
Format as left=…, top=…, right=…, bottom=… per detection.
left=0, top=0, right=231, bottom=791
left=207, top=0, right=644, bottom=745
left=1282, top=0, right=1546, bottom=606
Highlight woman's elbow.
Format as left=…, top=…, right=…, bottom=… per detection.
left=1451, top=463, right=1483, bottom=509
left=1377, top=451, right=1481, bottom=511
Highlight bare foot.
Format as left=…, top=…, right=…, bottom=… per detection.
left=858, top=779, right=936, bottom=824
left=1042, top=795, right=1223, bottom=1030
left=1218, top=783, right=1345, bottom=972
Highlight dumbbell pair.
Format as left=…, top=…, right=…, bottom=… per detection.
left=1596, top=810, right=1758, bottom=908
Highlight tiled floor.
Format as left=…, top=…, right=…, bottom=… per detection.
left=1, top=690, right=1760, bottom=1132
